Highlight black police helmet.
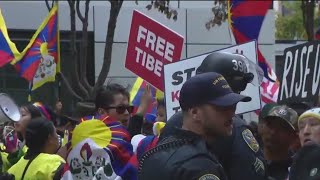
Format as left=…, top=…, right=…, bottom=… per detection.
left=196, top=52, right=254, bottom=92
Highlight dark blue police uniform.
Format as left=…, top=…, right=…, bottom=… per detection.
left=160, top=112, right=268, bottom=180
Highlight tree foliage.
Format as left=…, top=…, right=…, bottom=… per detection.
left=275, top=2, right=306, bottom=40
left=205, top=0, right=228, bottom=30
left=276, top=1, right=318, bottom=40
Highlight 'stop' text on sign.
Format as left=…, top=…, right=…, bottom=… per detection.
left=125, top=10, right=184, bottom=91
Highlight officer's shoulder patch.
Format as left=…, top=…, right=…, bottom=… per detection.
left=198, top=174, right=220, bottom=180
left=242, top=129, right=259, bottom=153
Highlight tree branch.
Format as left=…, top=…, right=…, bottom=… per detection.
left=78, top=0, right=93, bottom=92
left=51, top=0, right=55, bottom=9
left=76, top=0, right=85, bottom=22
left=93, top=0, right=123, bottom=96
left=45, top=0, right=52, bottom=11
left=68, top=0, right=90, bottom=99
left=59, top=72, right=84, bottom=101
left=301, top=0, right=315, bottom=41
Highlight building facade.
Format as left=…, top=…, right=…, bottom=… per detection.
left=0, top=1, right=276, bottom=120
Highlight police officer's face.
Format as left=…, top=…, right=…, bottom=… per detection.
left=298, top=117, right=320, bottom=146
left=199, top=104, right=236, bottom=138
left=260, top=117, right=295, bottom=151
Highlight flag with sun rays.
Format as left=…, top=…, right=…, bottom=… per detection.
left=13, top=3, right=60, bottom=91
left=67, top=115, right=137, bottom=180
left=0, top=9, right=21, bottom=67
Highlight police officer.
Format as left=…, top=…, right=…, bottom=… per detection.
left=159, top=52, right=269, bottom=180
left=138, top=72, right=251, bottom=180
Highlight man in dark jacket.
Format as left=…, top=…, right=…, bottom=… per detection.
left=159, top=52, right=269, bottom=180
left=138, top=72, right=251, bottom=180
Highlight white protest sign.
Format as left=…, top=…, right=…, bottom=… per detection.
left=163, top=41, right=261, bottom=119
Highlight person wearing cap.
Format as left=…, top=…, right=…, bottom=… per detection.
left=259, top=105, right=298, bottom=180
left=287, top=107, right=320, bottom=180
left=138, top=72, right=250, bottom=180
left=257, top=103, right=279, bottom=151
left=159, top=52, right=268, bottom=180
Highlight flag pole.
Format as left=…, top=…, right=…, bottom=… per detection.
left=56, top=0, right=61, bottom=101
left=28, top=81, right=32, bottom=102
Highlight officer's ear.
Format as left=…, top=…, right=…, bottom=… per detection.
left=189, top=107, right=199, bottom=121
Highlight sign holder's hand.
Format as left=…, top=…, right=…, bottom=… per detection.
left=137, top=84, right=153, bottom=116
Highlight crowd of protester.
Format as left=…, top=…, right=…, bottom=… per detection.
left=0, top=52, right=319, bottom=180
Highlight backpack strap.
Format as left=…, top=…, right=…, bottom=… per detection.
left=21, top=154, right=39, bottom=180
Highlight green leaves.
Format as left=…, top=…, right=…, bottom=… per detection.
left=276, top=1, right=318, bottom=40
left=145, top=0, right=178, bottom=21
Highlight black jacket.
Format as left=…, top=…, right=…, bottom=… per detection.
left=138, top=128, right=227, bottom=180
left=289, top=144, right=320, bottom=180
left=159, top=112, right=268, bottom=180
left=128, top=114, right=144, bottom=138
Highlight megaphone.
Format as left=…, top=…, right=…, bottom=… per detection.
left=0, top=93, right=20, bottom=123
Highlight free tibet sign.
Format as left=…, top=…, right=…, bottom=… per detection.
left=125, top=10, right=184, bottom=91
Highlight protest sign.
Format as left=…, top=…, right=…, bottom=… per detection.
left=125, top=10, right=184, bottom=91
left=278, top=41, right=320, bottom=105
left=163, top=41, right=261, bottom=119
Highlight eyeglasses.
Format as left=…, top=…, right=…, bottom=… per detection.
left=105, top=105, right=134, bottom=114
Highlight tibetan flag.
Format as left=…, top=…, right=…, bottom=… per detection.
left=68, top=115, right=137, bottom=180
left=228, top=0, right=278, bottom=107
left=13, top=3, right=60, bottom=91
left=0, top=9, right=20, bottom=67
left=130, top=77, right=164, bottom=115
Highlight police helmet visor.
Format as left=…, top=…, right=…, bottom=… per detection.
left=241, top=55, right=264, bottom=87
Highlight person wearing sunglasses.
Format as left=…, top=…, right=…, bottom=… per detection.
left=104, top=105, right=134, bottom=126
left=95, top=83, right=134, bottom=127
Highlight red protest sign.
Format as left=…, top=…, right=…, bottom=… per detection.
left=125, top=10, right=184, bottom=91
